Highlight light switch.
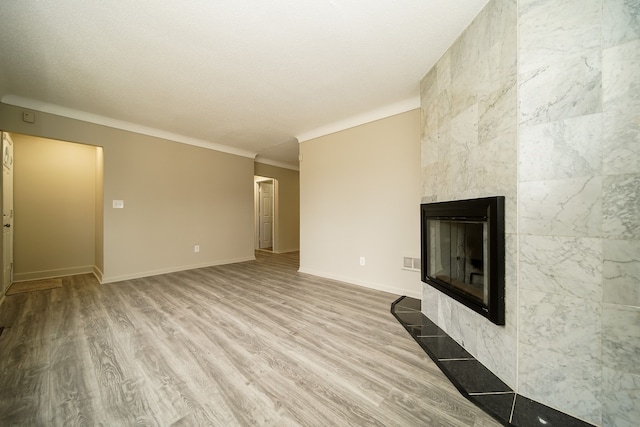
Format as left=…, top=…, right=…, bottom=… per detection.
left=113, top=200, right=124, bottom=209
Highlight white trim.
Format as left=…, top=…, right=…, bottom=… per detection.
left=296, top=96, right=420, bottom=143
left=12, top=265, right=95, bottom=282
left=1, top=95, right=257, bottom=159
left=100, top=256, right=255, bottom=284
left=254, top=157, right=299, bottom=171
left=298, top=267, right=422, bottom=299
left=93, top=265, right=104, bottom=284
left=273, top=248, right=300, bottom=254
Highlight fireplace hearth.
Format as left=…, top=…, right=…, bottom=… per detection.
left=421, top=197, right=505, bottom=325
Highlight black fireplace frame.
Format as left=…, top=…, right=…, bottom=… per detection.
left=421, top=196, right=505, bottom=325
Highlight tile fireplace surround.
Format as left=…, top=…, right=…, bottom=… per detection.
left=419, top=0, right=639, bottom=424
left=392, top=296, right=594, bottom=427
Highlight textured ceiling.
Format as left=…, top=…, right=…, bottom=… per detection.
left=0, top=0, right=488, bottom=169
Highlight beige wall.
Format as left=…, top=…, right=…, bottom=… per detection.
left=254, top=162, right=300, bottom=253
left=12, top=134, right=98, bottom=281
left=0, top=103, right=255, bottom=283
left=299, top=109, right=422, bottom=298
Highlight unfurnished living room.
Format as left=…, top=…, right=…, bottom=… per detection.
left=0, top=1, right=638, bottom=426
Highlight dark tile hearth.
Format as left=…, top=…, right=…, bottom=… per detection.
left=419, top=336, right=473, bottom=360
left=391, top=296, right=595, bottom=427
left=471, top=393, right=516, bottom=424
left=440, top=359, right=512, bottom=394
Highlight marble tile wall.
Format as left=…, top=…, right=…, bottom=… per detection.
left=420, top=0, right=519, bottom=389
left=421, top=0, right=639, bottom=425
left=518, top=0, right=639, bottom=425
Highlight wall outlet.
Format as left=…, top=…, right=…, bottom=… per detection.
left=113, top=200, right=124, bottom=209
left=194, top=245, right=200, bottom=253
left=359, top=256, right=365, bottom=266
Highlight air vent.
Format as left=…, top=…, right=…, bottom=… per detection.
left=402, top=257, right=420, bottom=272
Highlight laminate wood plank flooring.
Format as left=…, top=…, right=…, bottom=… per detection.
left=0, top=251, right=500, bottom=426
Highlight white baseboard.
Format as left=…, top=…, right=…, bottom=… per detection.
left=297, top=267, right=422, bottom=299
left=92, top=265, right=104, bottom=284
left=101, top=256, right=256, bottom=284
left=274, top=248, right=300, bottom=254
left=13, top=265, right=95, bottom=283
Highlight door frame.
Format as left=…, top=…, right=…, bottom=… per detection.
left=254, top=176, right=278, bottom=252
left=1, top=131, right=14, bottom=301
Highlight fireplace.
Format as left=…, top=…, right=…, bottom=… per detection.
left=421, top=197, right=505, bottom=325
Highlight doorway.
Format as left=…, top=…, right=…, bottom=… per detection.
left=0, top=132, right=103, bottom=287
left=254, top=176, right=277, bottom=252
left=2, top=132, right=14, bottom=297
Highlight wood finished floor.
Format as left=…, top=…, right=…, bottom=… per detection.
left=0, top=251, right=500, bottom=426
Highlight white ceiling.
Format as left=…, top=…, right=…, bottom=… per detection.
left=0, top=0, right=488, bottom=169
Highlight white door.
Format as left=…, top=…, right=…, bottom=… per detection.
left=2, top=132, right=14, bottom=293
left=259, top=181, right=273, bottom=249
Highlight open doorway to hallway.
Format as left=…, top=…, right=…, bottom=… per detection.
left=254, top=176, right=276, bottom=252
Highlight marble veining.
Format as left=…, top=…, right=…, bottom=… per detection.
left=519, top=176, right=602, bottom=237
left=602, top=107, right=640, bottom=176
left=603, top=238, right=640, bottom=306
left=420, top=134, right=438, bottom=168
left=469, top=134, right=518, bottom=203
left=420, top=167, right=438, bottom=201
left=602, top=303, right=640, bottom=375
left=518, top=52, right=602, bottom=126
left=602, top=173, right=640, bottom=239
left=603, top=0, right=640, bottom=48
left=436, top=50, right=451, bottom=94
left=437, top=293, right=454, bottom=338
left=480, top=0, right=517, bottom=51
left=518, top=0, right=601, bottom=74
left=601, top=366, right=640, bottom=427
left=519, top=235, right=603, bottom=301
left=477, top=0, right=517, bottom=96
left=437, top=87, right=452, bottom=124
left=519, top=114, right=602, bottom=181
left=479, top=84, right=517, bottom=144
left=449, top=158, right=474, bottom=200
left=421, top=0, right=639, bottom=423
left=503, top=235, right=518, bottom=330
left=519, top=289, right=602, bottom=356
left=446, top=302, right=479, bottom=356
left=450, top=104, right=478, bottom=155
left=602, top=39, right=640, bottom=110
left=420, top=69, right=438, bottom=135
left=449, top=24, right=480, bottom=118
left=476, top=324, right=517, bottom=388
left=421, top=284, right=439, bottom=321
left=518, top=345, right=602, bottom=425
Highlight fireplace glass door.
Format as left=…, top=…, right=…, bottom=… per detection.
left=427, top=219, right=488, bottom=307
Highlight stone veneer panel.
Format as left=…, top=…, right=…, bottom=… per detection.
left=420, top=0, right=518, bottom=390
left=421, top=0, right=639, bottom=425
left=516, top=0, right=640, bottom=425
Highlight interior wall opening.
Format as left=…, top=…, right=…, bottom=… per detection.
left=254, top=176, right=277, bottom=252
left=0, top=131, right=104, bottom=288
